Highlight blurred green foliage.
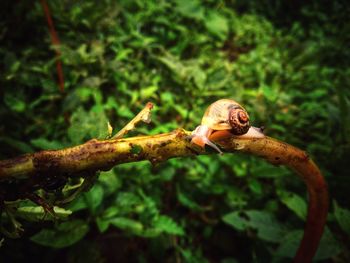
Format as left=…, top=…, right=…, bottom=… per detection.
left=0, top=0, right=349, bottom=262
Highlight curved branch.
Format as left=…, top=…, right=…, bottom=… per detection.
left=211, top=131, right=328, bottom=263
left=0, top=129, right=328, bottom=263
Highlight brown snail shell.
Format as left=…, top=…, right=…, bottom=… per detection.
left=191, top=99, right=252, bottom=154
left=201, top=99, right=250, bottom=135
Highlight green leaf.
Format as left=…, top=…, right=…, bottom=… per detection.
left=158, top=165, right=176, bottom=181
left=279, top=191, right=307, bottom=220
left=275, top=227, right=342, bottom=260
left=96, top=217, right=110, bottom=233
left=250, top=163, right=290, bottom=179
left=180, top=248, right=209, bottom=263
left=4, top=92, right=26, bottom=112
left=109, top=217, right=143, bottom=233
left=175, top=0, right=204, bottom=20
left=315, top=228, right=342, bottom=260
left=95, top=206, right=122, bottom=233
left=100, top=206, right=120, bottom=219
left=16, top=206, right=72, bottom=222
left=232, top=162, right=247, bottom=177
left=246, top=211, right=286, bottom=242
left=140, top=86, right=158, bottom=99
left=67, top=107, right=89, bottom=144
left=261, top=84, right=278, bottom=101
left=153, top=215, right=184, bottom=236
left=65, top=196, right=88, bottom=212
left=192, top=68, right=206, bottom=89
left=31, top=220, right=89, bottom=248
left=177, top=186, right=203, bottom=211
left=98, top=169, right=122, bottom=196
left=68, top=107, right=109, bottom=144
left=226, top=187, right=248, bottom=208
left=334, top=201, right=350, bottom=235
left=222, top=211, right=247, bottom=231
left=157, top=55, right=187, bottom=81
left=83, top=184, right=104, bottom=214
left=248, top=178, right=263, bottom=195
left=309, top=89, right=327, bottom=99
left=139, top=228, right=162, bottom=238
left=115, top=192, right=142, bottom=213
left=275, top=230, right=302, bottom=259
left=10, top=61, right=21, bottom=73
left=223, top=210, right=286, bottom=243
left=0, top=137, right=34, bottom=153
left=204, top=12, right=229, bottom=40
left=30, top=138, right=64, bottom=150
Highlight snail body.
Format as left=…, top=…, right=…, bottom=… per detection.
left=191, top=99, right=263, bottom=153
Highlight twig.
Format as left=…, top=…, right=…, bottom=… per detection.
left=40, top=0, right=64, bottom=93
left=112, top=102, right=154, bottom=139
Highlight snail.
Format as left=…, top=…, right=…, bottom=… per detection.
left=191, top=99, right=264, bottom=154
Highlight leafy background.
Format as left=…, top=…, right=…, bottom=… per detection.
left=0, top=0, right=349, bottom=262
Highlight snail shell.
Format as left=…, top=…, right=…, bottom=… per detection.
left=191, top=99, right=252, bottom=154
left=201, top=99, right=250, bottom=135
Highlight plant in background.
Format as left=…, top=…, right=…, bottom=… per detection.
left=0, top=0, right=349, bottom=262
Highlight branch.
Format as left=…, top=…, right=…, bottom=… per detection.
left=211, top=131, right=328, bottom=263
left=0, top=120, right=328, bottom=263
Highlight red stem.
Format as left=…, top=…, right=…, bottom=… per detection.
left=210, top=130, right=329, bottom=263
left=292, top=159, right=328, bottom=263
left=40, top=0, right=64, bottom=93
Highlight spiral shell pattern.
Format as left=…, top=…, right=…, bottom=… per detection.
left=228, top=107, right=250, bottom=135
